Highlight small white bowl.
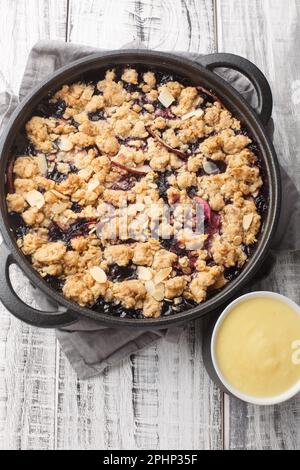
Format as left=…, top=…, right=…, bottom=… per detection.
left=211, top=291, right=300, bottom=406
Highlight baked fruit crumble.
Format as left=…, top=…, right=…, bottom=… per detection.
left=6, top=66, right=267, bottom=319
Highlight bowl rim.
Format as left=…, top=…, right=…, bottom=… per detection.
left=211, top=291, right=300, bottom=405
left=0, top=50, right=281, bottom=327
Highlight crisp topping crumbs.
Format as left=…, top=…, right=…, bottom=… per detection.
left=6, top=65, right=265, bottom=318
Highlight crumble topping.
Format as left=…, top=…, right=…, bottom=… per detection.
left=6, top=66, right=266, bottom=318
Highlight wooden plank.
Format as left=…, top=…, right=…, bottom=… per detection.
left=0, top=0, right=67, bottom=93
left=68, top=0, right=216, bottom=53
left=216, top=0, right=300, bottom=450
left=55, top=0, right=223, bottom=450
left=0, top=0, right=68, bottom=450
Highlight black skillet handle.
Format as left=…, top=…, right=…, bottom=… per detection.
left=0, top=243, right=78, bottom=328
left=201, top=53, right=273, bottom=126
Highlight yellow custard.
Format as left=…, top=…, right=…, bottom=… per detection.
left=215, top=296, right=300, bottom=398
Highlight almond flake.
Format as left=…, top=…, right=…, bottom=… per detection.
left=243, top=213, right=254, bottom=231
left=145, top=280, right=165, bottom=301
left=58, top=136, right=74, bottom=152
left=152, top=283, right=165, bottom=301
left=137, top=267, right=153, bottom=281
left=181, top=108, right=204, bottom=121
left=158, top=89, right=175, bottom=108
left=154, top=267, right=172, bottom=284
left=203, top=160, right=219, bottom=175
left=36, top=154, right=48, bottom=175
left=50, top=189, right=69, bottom=200
left=25, top=190, right=45, bottom=209
left=78, top=168, right=93, bottom=180
left=89, top=266, right=107, bottom=283
left=87, top=180, right=100, bottom=192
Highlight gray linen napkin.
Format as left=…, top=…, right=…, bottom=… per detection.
left=1, top=40, right=299, bottom=379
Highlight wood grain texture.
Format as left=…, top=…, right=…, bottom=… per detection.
left=1, top=0, right=300, bottom=451
left=68, top=0, right=216, bottom=53
left=216, top=0, right=300, bottom=450
left=0, top=0, right=67, bottom=450
left=0, top=0, right=67, bottom=93
left=54, top=0, right=223, bottom=451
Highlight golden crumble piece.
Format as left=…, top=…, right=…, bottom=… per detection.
left=172, top=87, right=200, bottom=116
left=22, top=207, right=44, bottom=226
left=176, top=171, right=197, bottom=190
left=13, top=156, right=39, bottom=178
left=25, top=116, right=53, bottom=152
left=187, top=154, right=203, bottom=173
left=103, top=188, right=129, bottom=207
left=63, top=250, right=80, bottom=275
left=85, top=95, right=105, bottom=113
left=63, top=272, right=109, bottom=306
left=54, top=83, right=94, bottom=110
left=21, top=231, right=48, bottom=256
left=152, top=249, right=177, bottom=270
left=104, top=244, right=134, bottom=266
left=70, top=131, right=95, bottom=148
left=6, top=193, right=27, bottom=213
left=78, top=246, right=102, bottom=270
left=211, top=235, right=247, bottom=268
left=228, top=165, right=262, bottom=195
left=226, top=149, right=257, bottom=168
left=32, top=242, right=66, bottom=265
left=220, top=129, right=251, bottom=154
left=189, top=266, right=223, bottom=303
left=14, top=177, right=38, bottom=194
left=142, top=71, right=156, bottom=90
left=112, top=280, right=147, bottom=309
left=143, top=293, right=162, bottom=318
left=95, top=133, right=119, bottom=155
left=164, top=277, right=187, bottom=299
left=132, top=240, right=160, bottom=266
left=121, top=68, right=138, bottom=84
left=71, top=236, right=89, bottom=252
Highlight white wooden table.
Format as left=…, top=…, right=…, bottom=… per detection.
left=0, top=0, right=300, bottom=450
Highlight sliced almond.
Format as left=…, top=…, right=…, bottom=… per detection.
left=87, top=180, right=100, bottom=192
left=243, top=213, right=254, bottom=231
left=152, top=283, right=165, bottom=301
left=137, top=266, right=153, bottom=281
left=58, top=136, right=74, bottom=152
left=154, top=267, right=172, bottom=284
left=203, top=160, right=219, bottom=175
left=181, top=108, right=204, bottom=121
left=158, top=88, right=175, bottom=108
left=25, top=190, right=45, bottom=209
left=78, top=168, right=93, bottom=180
left=145, top=280, right=165, bottom=301
left=50, top=189, right=69, bottom=200
left=89, top=266, right=107, bottom=283
left=36, top=154, right=48, bottom=175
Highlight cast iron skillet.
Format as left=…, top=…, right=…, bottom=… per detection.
left=0, top=50, right=281, bottom=328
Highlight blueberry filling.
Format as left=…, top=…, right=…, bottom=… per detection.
left=88, top=110, right=105, bottom=121
left=224, top=266, right=241, bottom=281
left=107, top=263, right=137, bottom=282
left=156, top=170, right=173, bottom=202
left=47, top=166, right=68, bottom=183
left=71, top=202, right=82, bottom=213
left=44, top=275, right=65, bottom=291
left=9, top=212, right=29, bottom=238
left=48, top=219, right=95, bottom=245
left=255, top=194, right=268, bottom=214
left=36, top=98, right=66, bottom=119
left=92, top=297, right=143, bottom=318
left=110, top=175, right=136, bottom=191
left=186, top=186, right=198, bottom=198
